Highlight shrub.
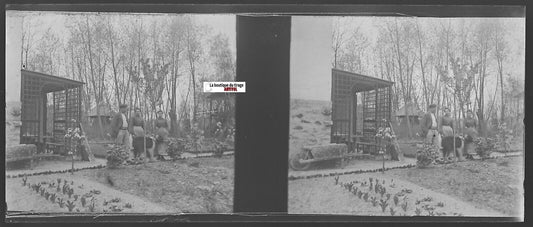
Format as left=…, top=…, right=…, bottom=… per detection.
left=167, top=138, right=186, bottom=160
left=106, top=145, right=129, bottom=169
left=214, top=123, right=226, bottom=158
left=416, top=144, right=440, bottom=168
left=474, top=137, right=495, bottom=159
left=495, top=123, right=513, bottom=152
left=185, top=123, right=205, bottom=153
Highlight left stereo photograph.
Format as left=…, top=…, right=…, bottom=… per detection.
left=5, top=11, right=236, bottom=214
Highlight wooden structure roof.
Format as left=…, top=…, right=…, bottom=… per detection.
left=332, top=68, right=394, bottom=93
left=21, top=69, right=85, bottom=93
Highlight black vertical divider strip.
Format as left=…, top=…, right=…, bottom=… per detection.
left=234, top=16, right=290, bottom=213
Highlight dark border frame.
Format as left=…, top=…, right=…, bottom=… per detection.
left=2, top=1, right=529, bottom=223
left=5, top=4, right=526, bottom=17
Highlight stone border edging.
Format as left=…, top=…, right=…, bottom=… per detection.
left=6, top=151, right=235, bottom=179
left=288, top=163, right=418, bottom=181
left=288, top=153, right=523, bottom=181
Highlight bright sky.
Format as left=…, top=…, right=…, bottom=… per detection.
left=291, top=16, right=525, bottom=102
left=7, top=11, right=236, bottom=110
left=291, top=16, right=333, bottom=101
left=14, top=11, right=236, bottom=53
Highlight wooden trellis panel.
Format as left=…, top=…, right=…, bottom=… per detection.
left=331, top=72, right=357, bottom=144
left=20, top=73, right=43, bottom=144
left=52, top=87, right=82, bottom=141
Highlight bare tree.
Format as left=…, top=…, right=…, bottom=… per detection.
left=184, top=16, right=203, bottom=124
left=332, top=18, right=347, bottom=69
left=164, top=16, right=186, bottom=136
left=493, top=21, right=507, bottom=123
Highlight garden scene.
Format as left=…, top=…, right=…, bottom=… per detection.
left=6, top=13, right=236, bottom=213
left=288, top=17, right=524, bottom=217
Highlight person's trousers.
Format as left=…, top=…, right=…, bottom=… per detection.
left=115, top=129, right=134, bottom=159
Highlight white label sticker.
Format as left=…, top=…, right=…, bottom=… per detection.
left=203, top=82, right=246, bottom=93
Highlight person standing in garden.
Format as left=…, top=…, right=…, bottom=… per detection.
left=154, top=110, right=170, bottom=159
left=464, top=110, right=478, bottom=155
left=129, top=108, right=148, bottom=162
left=421, top=104, right=442, bottom=152
left=440, top=107, right=458, bottom=159
left=439, top=107, right=454, bottom=138
left=111, top=104, right=133, bottom=159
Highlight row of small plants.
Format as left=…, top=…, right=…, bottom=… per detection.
left=6, top=165, right=106, bottom=179
left=334, top=176, right=463, bottom=216
left=21, top=176, right=132, bottom=213
left=287, top=164, right=417, bottom=181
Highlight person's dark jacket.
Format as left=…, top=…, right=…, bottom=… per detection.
left=110, top=112, right=127, bottom=139
left=420, top=112, right=437, bottom=137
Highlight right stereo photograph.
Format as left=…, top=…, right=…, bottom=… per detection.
left=288, top=16, right=525, bottom=219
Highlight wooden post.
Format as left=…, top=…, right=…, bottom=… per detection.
left=143, top=110, right=147, bottom=161
left=349, top=87, right=354, bottom=152
left=71, top=151, right=74, bottom=175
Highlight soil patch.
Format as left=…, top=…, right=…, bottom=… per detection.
left=6, top=174, right=167, bottom=213
left=386, top=156, right=524, bottom=217
left=6, top=157, right=234, bottom=213
left=76, top=156, right=234, bottom=213
left=289, top=172, right=505, bottom=216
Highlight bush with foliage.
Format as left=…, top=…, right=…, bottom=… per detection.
left=474, top=137, right=495, bottom=159
left=213, top=122, right=226, bottom=157
left=64, top=126, right=87, bottom=157
left=416, top=144, right=440, bottom=168
left=224, top=127, right=235, bottom=149
left=185, top=123, right=205, bottom=153
left=106, top=145, right=129, bottom=169
left=375, top=120, right=400, bottom=160
left=495, top=123, right=513, bottom=152
left=167, top=137, right=186, bottom=159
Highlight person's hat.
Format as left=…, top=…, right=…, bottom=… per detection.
left=157, top=110, right=164, bottom=114
left=119, top=104, right=128, bottom=109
